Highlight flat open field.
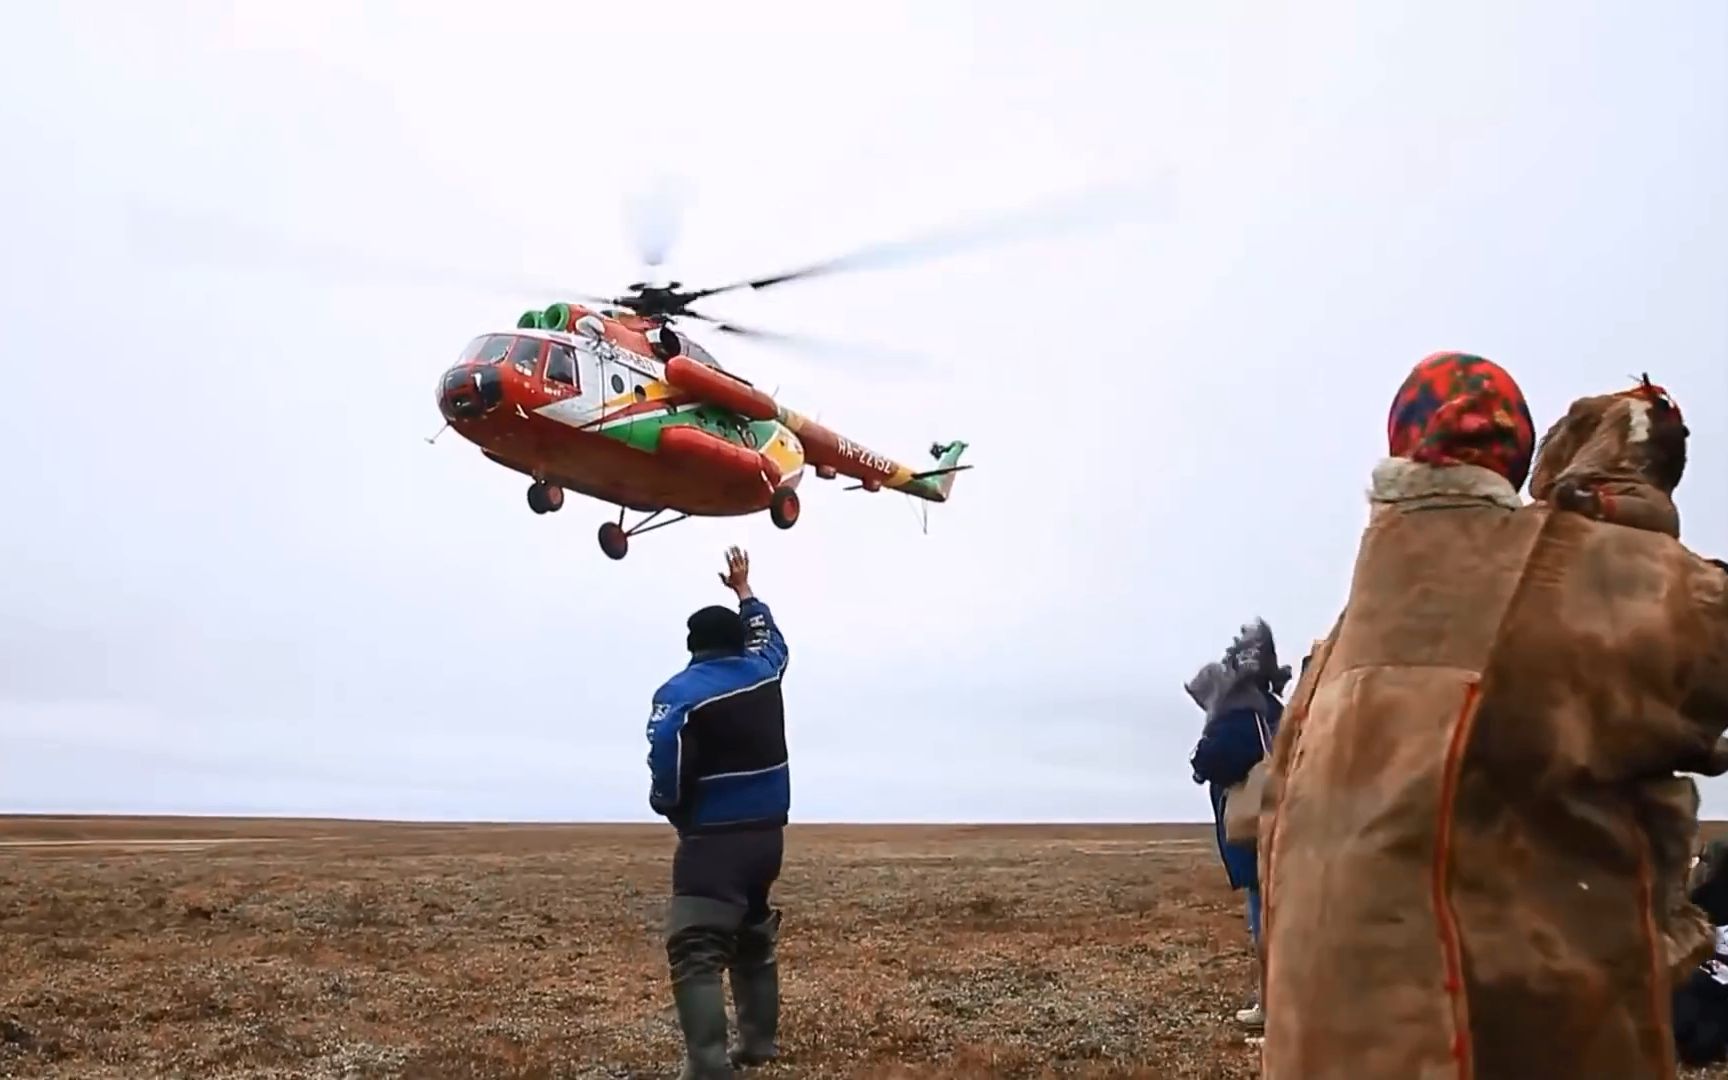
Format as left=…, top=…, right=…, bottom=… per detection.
left=0, top=817, right=1721, bottom=1079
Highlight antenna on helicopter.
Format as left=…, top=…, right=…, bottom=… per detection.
left=899, top=490, right=931, bottom=535
left=425, top=421, right=450, bottom=445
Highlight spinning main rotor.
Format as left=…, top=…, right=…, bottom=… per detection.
left=125, top=175, right=1170, bottom=362
left=543, top=177, right=1168, bottom=352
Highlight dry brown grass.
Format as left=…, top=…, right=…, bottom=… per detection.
left=0, top=817, right=1722, bottom=1079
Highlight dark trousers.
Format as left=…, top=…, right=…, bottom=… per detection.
left=665, top=828, right=784, bottom=982
left=673, top=828, right=784, bottom=918
left=1676, top=971, right=1728, bottom=1066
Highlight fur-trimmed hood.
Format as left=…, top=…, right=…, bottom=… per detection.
left=1186, top=617, right=1292, bottom=728
left=1530, top=389, right=1689, bottom=501
left=1368, top=457, right=1524, bottom=511
left=1187, top=659, right=1279, bottom=731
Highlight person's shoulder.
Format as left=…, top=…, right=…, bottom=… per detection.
left=654, top=664, right=712, bottom=704
left=664, top=655, right=774, bottom=702
left=1536, top=511, right=1726, bottom=626
left=1545, top=503, right=1690, bottom=562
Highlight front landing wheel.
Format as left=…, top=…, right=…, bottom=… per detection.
left=598, top=522, right=629, bottom=560
left=528, top=482, right=564, bottom=514
left=769, top=486, right=800, bottom=530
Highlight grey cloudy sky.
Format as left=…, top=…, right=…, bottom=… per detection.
left=1, top=1, right=1723, bottom=822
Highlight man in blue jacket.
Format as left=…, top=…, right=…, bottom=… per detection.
left=647, top=546, right=790, bottom=1078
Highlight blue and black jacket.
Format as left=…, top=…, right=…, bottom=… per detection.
left=646, top=597, right=790, bottom=835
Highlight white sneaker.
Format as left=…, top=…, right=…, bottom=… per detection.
left=1235, top=1002, right=1265, bottom=1030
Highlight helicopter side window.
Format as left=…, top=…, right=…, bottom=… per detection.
left=507, top=336, right=545, bottom=376
left=546, top=343, right=577, bottom=388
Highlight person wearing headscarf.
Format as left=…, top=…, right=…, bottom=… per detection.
left=1257, top=352, right=1728, bottom=1079
left=1187, top=618, right=1291, bottom=1031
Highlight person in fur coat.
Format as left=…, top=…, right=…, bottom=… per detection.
left=1256, top=352, right=1728, bottom=1080
left=1527, top=375, right=1727, bottom=985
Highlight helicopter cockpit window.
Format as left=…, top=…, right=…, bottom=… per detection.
left=506, top=336, right=544, bottom=376
left=456, top=334, right=512, bottom=367
left=545, top=343, right=577, bottom=388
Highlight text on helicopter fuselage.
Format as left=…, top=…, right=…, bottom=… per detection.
left=835, top=437, right=895, bottom=475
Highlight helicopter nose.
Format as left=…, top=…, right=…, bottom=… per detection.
left=438, top=364, right=505, bottom=421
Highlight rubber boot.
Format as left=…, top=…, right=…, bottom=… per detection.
left=666, top=896, right=745, bottom=1080
left=672, top=974, right=735, bottom=1079
left=728, top=908, right=781, bottom=1067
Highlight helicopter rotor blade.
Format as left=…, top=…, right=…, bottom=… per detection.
left=681, top=309, right=926, bottom=370
left=684, top=175, right=1172, bottom=304
left=120, top=199, right=622, bottom=307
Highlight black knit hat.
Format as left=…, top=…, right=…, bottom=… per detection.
left=687, top=605, right=746, bottom=654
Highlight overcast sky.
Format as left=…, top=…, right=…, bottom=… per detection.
left=1, top=1, right=1723, bottom=822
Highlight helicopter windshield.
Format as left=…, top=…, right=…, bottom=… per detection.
left=454, top=334, right=514, bottom=368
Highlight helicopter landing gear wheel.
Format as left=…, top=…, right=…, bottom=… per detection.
left=598, top=522, right=629, bottom=560
left=596, top=507, right=689, bottom=561
left=527, top=482, right=564, bottom=515
left=769, top=486, right=801, bottom=530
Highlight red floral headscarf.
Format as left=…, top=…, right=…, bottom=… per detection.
left=1387, top=352, right=1536, bottom=491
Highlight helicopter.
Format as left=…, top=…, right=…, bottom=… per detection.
left=434, top=282, right=971, bottom=560
left=427, top=186, right=1052, bottom=560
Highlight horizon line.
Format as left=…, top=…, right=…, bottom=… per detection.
left=5, top=811, right=1728, bottom=829
left=0, top=810, right=1214, bottom=827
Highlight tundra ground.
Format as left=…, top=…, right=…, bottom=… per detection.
left=0, top=818, right=1719, bottom=1079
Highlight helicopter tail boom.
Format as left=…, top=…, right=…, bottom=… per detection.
left=656, top=358, right=969, bottom=503
left=783, top=411, right=969, bottom=502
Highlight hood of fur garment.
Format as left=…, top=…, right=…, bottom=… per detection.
left=1186, top=658, right=1280, bottom=728
left=1530, top=388, right=1688, bottom=501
